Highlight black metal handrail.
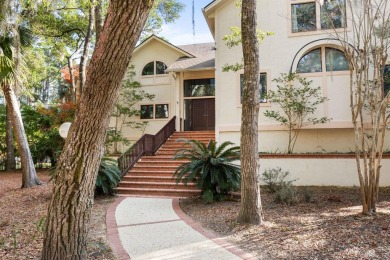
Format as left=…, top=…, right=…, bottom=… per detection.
left=117, top=116, right=176, bottom=176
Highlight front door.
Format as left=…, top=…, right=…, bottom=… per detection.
left=191, top=98, right=215, bottom=131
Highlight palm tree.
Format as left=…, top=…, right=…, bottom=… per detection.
left=0, top=0, right=41, bottom=187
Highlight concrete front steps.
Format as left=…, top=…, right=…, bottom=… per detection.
left=116, top=131, right=215, bottom=198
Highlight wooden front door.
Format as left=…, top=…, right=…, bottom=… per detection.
left=191, top=98, right=215, bottom=131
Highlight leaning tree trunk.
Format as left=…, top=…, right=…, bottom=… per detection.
left=236, top=0, right=263, bottom=224
left=5, top=104, right=16, bottom=171
left=2, top=85, right=41, bottom=187
left=42, top=1, right=154, bottom=259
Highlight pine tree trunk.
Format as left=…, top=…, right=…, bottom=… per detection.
left=42, top=1, right=154, bottom=259
left=237, top=0, right=263, bottom=224
left=2, top=84, right=42, bottom=187
left=5, top=104, right=16, bottom=171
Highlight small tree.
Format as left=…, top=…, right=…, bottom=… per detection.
left=330, top=0, right=390, bottom=214
left=264, top=73, right=329, bottom=153
left=108, top=66, right=154, bottom=153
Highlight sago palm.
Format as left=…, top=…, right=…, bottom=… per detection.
left=173, top=139, right=241, bottom=202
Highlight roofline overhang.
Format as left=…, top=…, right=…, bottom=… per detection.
left=203, top=0, right=229, bottom=38
left=133, top=34, right=195, bottom=58
left=166, top=67, right=216, bottom=73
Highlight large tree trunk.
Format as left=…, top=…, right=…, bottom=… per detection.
left=5, top=104, right=16, bottom=171
left=42, top=1, right=154, bottom=259
left=2, top=85, right=42, bottom=187
left=237, top=0, right=263, bottom=224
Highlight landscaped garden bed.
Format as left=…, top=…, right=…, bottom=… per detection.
left=180, top=186, right=390, bottom=259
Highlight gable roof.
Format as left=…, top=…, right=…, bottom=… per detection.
left=167, top=42, right=215, bottom=72
left=133, top=34, right=195, bottom=58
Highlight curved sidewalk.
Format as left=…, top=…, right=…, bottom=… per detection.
left=106, top=197, right=256, bottom=260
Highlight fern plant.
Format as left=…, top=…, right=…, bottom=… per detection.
left=95, top=157, right=122, bottom=196
left=173, top=140, right=241, bottom=203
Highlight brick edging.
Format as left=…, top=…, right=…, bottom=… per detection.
left=106, top=197, right=131, bottom=260
left=172, top=199, right=257, bottom=260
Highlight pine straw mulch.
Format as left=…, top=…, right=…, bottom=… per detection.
left=180, top=186, right=390, bottom=259
left=0, top=170, right=116, bottom=260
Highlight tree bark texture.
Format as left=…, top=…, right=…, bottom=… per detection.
left=2, top=84, right=42, bottom=187
left=237, top=0, right=263, bottom=224
left=5, top=104, right=16, bottom=171
left=42, top=1, right=154, bottom=259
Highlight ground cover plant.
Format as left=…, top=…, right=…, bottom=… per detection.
left=180, top=186, right=390, bottom=259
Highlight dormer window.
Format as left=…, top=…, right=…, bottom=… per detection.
left=142, top=61, right=168, bottom=76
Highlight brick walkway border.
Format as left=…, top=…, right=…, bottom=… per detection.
left=172, top=198, right=257, bottom=260
left=106, top=197, right=257, bottom=260
left=106, top=197, right=130, bottom=260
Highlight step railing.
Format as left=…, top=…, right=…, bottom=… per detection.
left=117, top=116, right=176, bottom=176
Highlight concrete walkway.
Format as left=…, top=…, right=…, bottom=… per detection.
left=106, top=197, right=255, bottom=260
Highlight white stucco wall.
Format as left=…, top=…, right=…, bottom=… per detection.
left=109, top=39, right=184, bottom=153
left=210, top=0, right=390, bottom=152
left=260, top=158, right=390, bottom=187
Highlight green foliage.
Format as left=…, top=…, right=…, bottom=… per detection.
left=108, top=66, right=154, bottom=153
left=143, top=0, right=185, bottom=39
left=222, top=26, right=273, bottom=72
left=302, top=187, right=313, bottom=203
left=95, top=157, right=121, bottom=196
left=173, top=140, right=241, bottom=203
left=264, top=73, right=330, bottom=153
left=261, top=167, right=298, bottom=205
left=223, top=26, right=274, bottom=48
left=20, top=102, right=75, bottom=166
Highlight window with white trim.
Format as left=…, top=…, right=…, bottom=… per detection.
left=291, top=0, right=346, bottom=33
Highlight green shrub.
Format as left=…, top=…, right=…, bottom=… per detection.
left=302, top=187, right=313, bottom=203
left=173, top=140, right=240, bottom=203
left=95, top=157, right=122, bottom=196
left=261, top=167, right=298, bottom=205
left=275, top=183, right=298, bottom=205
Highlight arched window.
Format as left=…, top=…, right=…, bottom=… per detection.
left=297, top=47, right=349, bottom=73
left=297, top=48, right=322, bottom=73
left=142, top=61, right=168, bottom=76
left=142, top=62, right=154, bottom=75
left=156, top=61, right=167, bottom=75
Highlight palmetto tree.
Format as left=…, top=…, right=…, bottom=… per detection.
left=173, top=140, right=241, bottom=202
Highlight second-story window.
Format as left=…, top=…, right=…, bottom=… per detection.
left=141, top=61, right=168, bottom=76
left=291, top=0, right=346, bottom=33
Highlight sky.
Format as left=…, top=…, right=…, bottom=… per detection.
left=159, top=0, right=215, bottom=46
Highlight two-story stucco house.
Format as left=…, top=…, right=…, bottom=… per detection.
left=115, top=0, right=390, bottom=154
